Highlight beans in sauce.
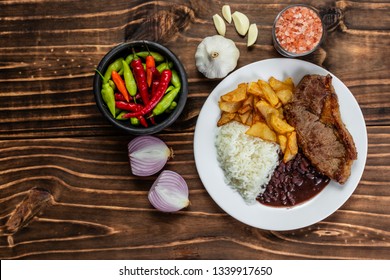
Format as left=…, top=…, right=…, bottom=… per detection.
left=257, top=151, right=330, bottom=207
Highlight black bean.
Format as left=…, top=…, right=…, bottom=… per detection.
left=292, top=177, right=304, bottom=186
left=314, top=177, right=322, bottom=186
left=306, top=173, right=315, bottom=180
left=287, top=193, right=296, bottom=205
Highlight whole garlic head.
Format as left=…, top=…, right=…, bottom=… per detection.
left=195, top=35, right=240, bottom=79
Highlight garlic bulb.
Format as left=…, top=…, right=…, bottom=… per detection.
left=195, top=35, right=240, bottom=79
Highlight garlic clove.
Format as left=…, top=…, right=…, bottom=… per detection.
left=232, top=11, right=250, bottom=36
left=213, top=14, right=226, bottom=36
left=247, top=23, right=258, bottom=47
left=222, top=5, right=232, bottom=23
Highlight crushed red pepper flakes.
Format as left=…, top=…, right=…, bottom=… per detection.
left=275, top=6, right=323, bottom=54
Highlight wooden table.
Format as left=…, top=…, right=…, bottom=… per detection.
left=0, top=0, right=389, bottom=260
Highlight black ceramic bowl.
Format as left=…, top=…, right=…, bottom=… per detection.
left=93, top=41, right=188, bottom=135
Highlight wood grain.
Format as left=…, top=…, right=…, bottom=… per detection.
left=0, top=0, right=389, bottom=259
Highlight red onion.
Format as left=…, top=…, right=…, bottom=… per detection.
left=148, top=170, right=190, bottom=212
left=128, top=136, right=173, bottom=176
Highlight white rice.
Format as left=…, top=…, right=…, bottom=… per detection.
left=215, top=121, right=280, bottom=204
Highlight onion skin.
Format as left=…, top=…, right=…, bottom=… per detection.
left=148, top=170, right=190, bottom=212
left=128, top=136, right=172, bottom=176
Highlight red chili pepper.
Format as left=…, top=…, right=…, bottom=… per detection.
left=151, top=79, right=159, bottom=98
left=111, top=71, right=130, bottom=102
left=114, top=93, right=126, bottom=102
left=137, top=116, right=148, bottom=127
left=115, top=101, right=143, bottom=112
left=123, top=69, right=172, bottom=119
left=146, top=55, right=155, bottom=88
left=130, top=50, right=149, bottom=105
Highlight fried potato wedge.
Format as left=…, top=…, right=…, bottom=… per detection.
left=238, top=104, right=251, bottom=114
left=247, top=82, right=263, bottom=96
left=276, top=89, right=293, bottom=105
left=221, top=83, right=247, bottom=102
left=242, top=94, right=254, bottom=107
left=269, top=76, right=294, bottom=91
left=239, top=110, right=251, bottom=124
left=284, top=77, right=294, bottom=88
left=217, top=112, right=236, bottom=127
left=269, top=114, right=295, bottom=135
left=283, top=131, right=298, bottom=162
left=278, top=134, right=287, bottom=153
left=219, top=100, right=243, bottom=113
left=246, top=122, right=277, bottom=142
left=255, top=100, right=279, bottom=123
left=258, top=80, right=280, bottom=106
left=287, top=131, right=298, bottom=154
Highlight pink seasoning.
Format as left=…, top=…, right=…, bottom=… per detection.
left=275, top=6, right=323, bottom=54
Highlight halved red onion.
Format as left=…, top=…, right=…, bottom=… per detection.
left=128, top=136, right=173, bottom=176
left=148, top=170, right=190, bottom=212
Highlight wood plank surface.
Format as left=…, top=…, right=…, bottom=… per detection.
left=0, top=0, right=389, bottom=259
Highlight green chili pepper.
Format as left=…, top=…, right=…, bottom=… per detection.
left=156, top=61, right=173, bottom=73
left=125, top=54, right=134, bottom=64
left=165, top=101, right=177, bottom=113
left=101, top=82, right=116, bottom=117
left=152, top=87, right=180, bottom=116
left=130, top=117, right=140, bottom=126
left=171, top=69, right=181, bottom=89
left=103, top=58, right=124, bottom=83
left=122, top=60, right=137, bottom=96
left=108, top=80, right=116, bottom=91
left=165, top=85, right=175, bottom=93
left=136, top=51, right=165, bottom=62
left=115, top=111, right=128, bottom=120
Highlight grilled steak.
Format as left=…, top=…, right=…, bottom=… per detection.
left=284, top=74, right=357, bottom=184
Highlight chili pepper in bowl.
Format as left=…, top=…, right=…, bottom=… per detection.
left=131, top=50, right=149, bottom=105
left=123, top=69, right=172, bottom=119
left=122, top=60, right=137, bottom=97
left=103, top=58, right=123, bottom=83
left=111, top=70, right=130, bottom=102
left=136, top=51, right=165, bottom=62
left=101, top=82, right=116, bottom=117
left=146, top=54, right=156, bottom=87
left=153, top=87, right=180, bottom=116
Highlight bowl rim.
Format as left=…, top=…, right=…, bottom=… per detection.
left=93, top=40, right=188, bottom=135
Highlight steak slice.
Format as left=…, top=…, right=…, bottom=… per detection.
left=284, top=74, right=357, bottom=184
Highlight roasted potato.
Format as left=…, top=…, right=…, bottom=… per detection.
left=219, top=100, right=243, bottom=113
left=275, top=89, right=293, bottom=105
left=238, top=104, right=251, bottom=114
left=283, top=131, right=298, bottom=162
left=255, top=100, right=279, bottom=123
left=217, top=111, right=236, bottom=127
left=278, top=134, right=287, bottom=153
left=221, top=83, right=247, bottom=102
left=239, top=110, right=251, bottom=124
left=246, top=121, right=277, bottom=142
left=269, top=114, right=295, bottom=135
left=247, top=82, right=263, bottom=96
left=269, top=76, right=294, bottom=91
left=258, top=79, right=279, bottom=106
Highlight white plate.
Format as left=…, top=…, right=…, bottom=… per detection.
left=194, top=58, right=367, bottom=231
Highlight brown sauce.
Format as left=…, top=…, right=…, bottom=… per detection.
left=257, top=151, right=330, bottom=207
